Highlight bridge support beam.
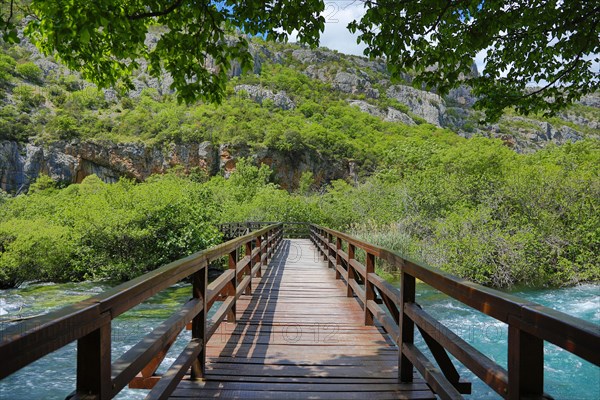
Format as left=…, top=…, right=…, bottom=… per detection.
left=347, top=244, right=356, bottom=298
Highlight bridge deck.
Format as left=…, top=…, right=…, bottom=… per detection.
left=170, top=239, right=435, bottom=399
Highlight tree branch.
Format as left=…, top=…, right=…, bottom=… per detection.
left=6, top=0, right=14, bottom=25
left=127, top=0, right=184, bottom=21
left=424, top=0, right=459, bottom=35
left=515, top=53, right=582, bottom=99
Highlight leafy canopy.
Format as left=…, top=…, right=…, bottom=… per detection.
left=349, top=0, right=600, bottom=121
left=21, top=0, right=326, bottom=104
left=2, top=0, right=598, bottom=119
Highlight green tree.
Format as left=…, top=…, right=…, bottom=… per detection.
left=350, top=0, right=599, bottom=121
left=0, top=1, right=593, bottom=118
left=21, top=0, right=326, bottom=104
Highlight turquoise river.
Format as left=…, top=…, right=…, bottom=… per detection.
left=0, top=282, right=598, bottom=399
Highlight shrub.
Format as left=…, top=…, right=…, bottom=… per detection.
left=13, top=85, right=45, bottom=110
left=16, top=62, right=44, bottom=84
left=0, top=53, right=16, bottom=86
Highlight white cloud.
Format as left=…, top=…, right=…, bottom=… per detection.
left=288, top=1, right=368, bottom=56
left=474, top=49, right=487, bottom=76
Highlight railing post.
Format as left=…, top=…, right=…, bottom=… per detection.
left=347, top=244, right=356, bottom=298
left=255, top=235, right=262, bottom=278
left=76, top=322, right=112, bottom=399
left=365, top=252, right=375, bottom=325
left=191, top=264, right=207, bottom=380
left=398, top=272, right=415, bottom=382
left=322, top=232, right=328, bottom=262
left=265, top=230, right=270, bottom=261
left=328, top=234, right=335, bottom=269
left=507, top=325, right=544, bottom=400
left=245, top=241, right=252, bottom=295
left=227, top=249, right=237, bottom=323
left=335, top=237, right=342, bottom=279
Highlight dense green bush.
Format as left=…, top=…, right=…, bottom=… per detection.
left=1, top=138, right=598, bottom=289
left=347, top=139, right=600, bottom=288
left=0, top=53, right=16, bottom=86
left=15, top=62, right=44, bottom=84
left=13, top=84, right=45, bottom=111
left=0, top=105, right=31, bottom=141
left=0, top=174, right=222, bottom=288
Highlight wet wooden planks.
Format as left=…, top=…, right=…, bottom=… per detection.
left=170, top=239, right=435, bottom=399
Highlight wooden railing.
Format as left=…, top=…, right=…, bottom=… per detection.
left=310, top=224, right=600, bottom=400
left=0, top=223, right=283, bottom=400
left=219, top=221, right=310, bottom=239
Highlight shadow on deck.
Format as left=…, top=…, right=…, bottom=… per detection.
left=171, top=239, right=434, bottom=399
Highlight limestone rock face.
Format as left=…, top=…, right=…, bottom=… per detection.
left=0, top=140, right=220, bottom=193
left=386, top=85, right=446, bottom=126
left=220, top=143, right=353, bottom=191
left=292, top=49, right=341, bottom=64
left=332, top=72, right=379, bottom=98
left=348, top=100, right=415, bottom=125
left=234, top=85, right=295, bottom=110
left=0, top=139, right=355, bottom=193
left=384, top=107, right=416, bottom=125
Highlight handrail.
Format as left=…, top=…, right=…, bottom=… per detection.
left=0, top=223, right=283, bottom=400
left=219, top=221, right=310, bottom=239
left=310, top=224, right=599, bottom=400
left=1, top=221, right=597, bottom=400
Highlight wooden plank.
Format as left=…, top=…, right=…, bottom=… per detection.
left=367, top=300, right=399, bottom=343
left=349, top=259, right=366, bottom=278
left=507, top=324, right=543, bottom=400
left=207, top=296, right=236, bottom=339
left=235, top=255, right=251, bottom=274
left=0, top=300, right=107, bottom=379
left=348, top=279, right=365, bottom=301
left=403, top=343, right=463, bottom=400
left=517, top=304, right=600, bottom=366
left=405, top=303, right=506, bottom=396
left=112, top=299, right=202, bottom=394
left=145, top=339, right=203, bottom=400
left=170, top=388, right=435, bottom=400
left=191, top=267, right=207, bottom=380
left=399, top=272, right=416, bottom=382
left=235, top=276, right=251, bottom=299
left=206, top=269, right=235, bottom=303
left=365, top=252, right=376, bottom=325
left=368, top=272, right=401, bottom=305
left=159, top=238, right=436, bottom=400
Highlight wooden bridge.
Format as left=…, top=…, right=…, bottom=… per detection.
left=0, top=223, right=598, bottom=399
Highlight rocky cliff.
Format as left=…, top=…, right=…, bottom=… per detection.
left=0, top=34, right=598, bottom=193
left=0, top=140, right=352, bottom=193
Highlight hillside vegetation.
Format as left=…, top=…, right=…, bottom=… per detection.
left=1, top=138, right=598, bottom=289
left=0, top=36, right=598, bottom=290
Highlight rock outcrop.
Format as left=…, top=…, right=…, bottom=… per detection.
left=0, top=140, right=353, bottom=193
left=234, top=85, right=295, bottom=110
left=386, top=85, right=446, bottom=126
left=0, top=140, right=219, bottom=193
left=348, top=100, right=415, bottom=125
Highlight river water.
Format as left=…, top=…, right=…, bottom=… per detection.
left=0, top=282, right=598, bottom=399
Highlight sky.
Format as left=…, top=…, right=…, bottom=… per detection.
left=287, top=1, right=488, bottom=76
left=286, top=1, right=598, bottom=80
